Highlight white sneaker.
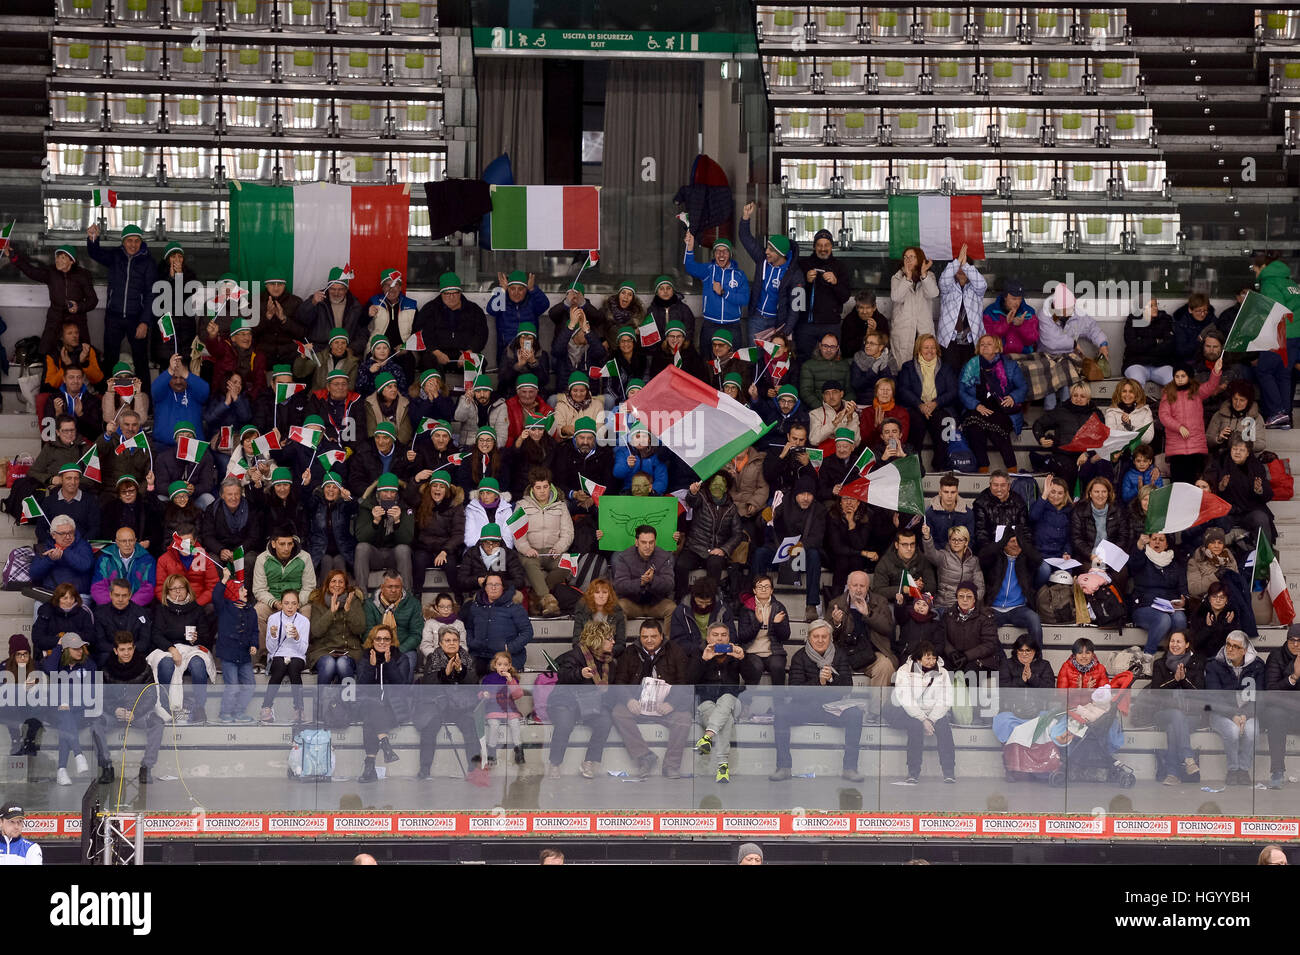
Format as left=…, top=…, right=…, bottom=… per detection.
left=74, top=753, right=89, bottom=775
left=57, top=768, right=72, bottom=786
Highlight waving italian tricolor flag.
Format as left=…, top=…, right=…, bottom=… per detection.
left=628, top=366, right=773, bottom=479
left=1253, top=530, right=1296, bottom=625
left=1059, top=416, right=1142, bottom=458
left=887, top=194, right=984, bottom=259
left=899, top=568, right=924, bottom=599
left=77, top=445, right=101, bottom=483
left=1144, top=482, right=1231, bottom=534
left=840, top=455, right=925, bottom=515
left=227, top=181, right=409, bottom=303
left=1224, top=291, right=1291, bottom=361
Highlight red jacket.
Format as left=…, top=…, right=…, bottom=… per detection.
left=156, top=548, right=221, bottom=606
left=1056, top=658, right=1109, bottom=690
left=503, top=395, right=554, bottom=448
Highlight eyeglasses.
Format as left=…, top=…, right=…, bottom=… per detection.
left=1287, top=636, right=1300, bottom=643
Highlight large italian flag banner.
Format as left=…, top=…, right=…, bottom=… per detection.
left=888, top=194, right=984, bottom=259
left=840, top=455, right=926, bottom=515
left=1253, top=530, right=1296, bottom=625
left=489, top=185, right=600, bottom=251
left=228, top=181, right=409, bottom=303
left=1145, top=482, right=1231, bottom=534
left=1223, top=290, right=1290, bottom=361
left=629, top=366, right=772, bottom=479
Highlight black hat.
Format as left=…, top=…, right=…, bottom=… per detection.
left=1, top=805, right=23, bottom=819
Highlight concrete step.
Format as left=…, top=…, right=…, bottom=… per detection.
left=11, top=719, right=1292, bottom=781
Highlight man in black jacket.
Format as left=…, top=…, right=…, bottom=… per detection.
left=752, top=475, right=826, bottom=620
left=416, top=273, right=489, bottom=374
left=793, top=230, right=851, bottom=359
left=92, top=578, right=153, bottom=666
left=979, top=526, right=1043, bottom=648
left=762, top=421, right=816, bottom=495
left=102, top=631, right=163, bottom=784
left=612, top=525, right=676, bottom=632
left=611, top=620, right=693, bottom=779
left=346, top=423, right=415, bottom=501
left=201, top=479, right=266, bottom=565
left=1262, top=628, right=1300, bottom=789
left=548, top=428, right=613, bottom=553
left=972, top=471, right=1029, bottom=551
left=303, top=268, right=367, bottom=354
left=769, top=620, right=864, bottom=782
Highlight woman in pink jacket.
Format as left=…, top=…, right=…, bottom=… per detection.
left=1158, top=358, right=1223, bottom=484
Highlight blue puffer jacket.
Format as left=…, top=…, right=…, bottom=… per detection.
left=307, top=489, right=358, bottom=570
left=464, top=586, right=533, bottom=669
left=683, top=253, right=749, bottom=325
left=958, top=356, right=1028, bottom=435
left=30, top=536, right=95, bottom=594
left=209, top=581, right=260, bottom=663
left=487, top=287, right=550, bottom=357
left=86, top=237, right=158, bottom=321
left=1027, top=498, right=1072, bottom=559
left=611, top=446, right=669, bottom=494
left=150, top=373, right=209, bottom=446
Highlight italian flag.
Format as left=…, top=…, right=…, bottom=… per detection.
left=416, top=417, right=437, bottom=435
left=318, top=449, right=346, bottom=469
left=840, top=455, right=925, bottom=515
left=805, top=448, right=824, bottom=470
left=488, top=185, right=601, bottom=251
left=176, top=435, right=208, bottom=464
left=0, top=221, right=12, bottom=253
left=899, top=568, right=924, bottom=599
left=504, top=506, right=529, bottom=540
left=19, top=496, right=44, bottom=524
left=579, top=475, right=607, bottom=504
left=116, top=432, right=149, bottom=455
left=629, top=366, right=774, bottom=480
left=171, top=532, right=194, bottom=556
left=228, top=545, right=245, bottom=583
left=275, top=382, right=306, bottom=403
left=849, top=444, right=875, bottom=476
left=253, top=432, right=282, bottom=455
left=113, top=383, right=135, bottom=401
left=590, top=360, right=619, bottom=380
left=733, top=347, right=763, bottom=362
left=77, top=446, right=101, bottom=483
left=754, top=338, right=782, bottom=357
left=446, top=452, right=467, bottom=466
left=1253, top=530, right=1296, bottom=625
left=288, top=426, right=322, bottom=449
left=1059, top=416, right=1141, bottom=458
left=887, top=194, right=985, bottom=259
left=90, top=187, right=118, bottom=208
left=1224, top=290, right=1290, bottom=361
left=461, top=351, right=483, bottom=373
left=403, top=332, right=425, bottom=352
left=558, top=553, right=579, bottom=575
left=1145, top=482, right=1232, bottom=534
left=296, top=340, right=317, bottom=364
left=637, top=316, right=661, bottom=347
left=526, top=411, right=555, bottom=431
left=228, top=181, right=409, bottom=302
left=157, top=312, right=175, bottom=342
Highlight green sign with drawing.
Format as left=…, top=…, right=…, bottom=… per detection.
left=473, top=27, right=744, bottom=54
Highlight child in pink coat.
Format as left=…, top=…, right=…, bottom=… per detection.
left=480, top=651, right=527, bottom=767
left=1158, top=358, right=1223, bottom=484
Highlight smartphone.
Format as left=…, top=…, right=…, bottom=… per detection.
left=713, top=643, right=734, bottom=655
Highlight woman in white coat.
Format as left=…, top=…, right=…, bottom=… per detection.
left=891, top=641, right=956, bottom=783
left=889, top=247, right=939, bottom=372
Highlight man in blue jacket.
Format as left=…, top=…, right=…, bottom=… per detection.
left=86, top=223, right=158, bottom=389
left=684, top=233, right=750, bottom=352
left=488, top=270, right=550, bottom=363
left=31, top=514, right=95, bottom=596
left=738, top=202, right=800, bottom=339
left=150, top=353, right=210, bottom=447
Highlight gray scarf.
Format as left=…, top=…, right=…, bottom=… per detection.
left=479, top=545, right=505, bottom=572
left=804, top=637, right=838, bottom=676
left=1163, top=650, right=1191, bottom=673
left=1091, top=504, right=1107, bottom=545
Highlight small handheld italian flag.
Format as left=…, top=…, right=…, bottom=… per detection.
left=558, top=553, right=580, bottom=575
left=176, top=435, right=209, bottom=464
left=77, top=445, right=101, bottom=483
left=288, top=425, right=322, bottom=449
left=253, top=432, right=282, bottom=455
left=157, top=312, right=176, bottom=343
left=461, top=351, right=483, bottom=373
left=416, top=417, right=437, bottom=435
left=589, top=360, right=619, bottom=380
left=403, top=332, right=426, bottom=352
left=318, top=449, right=346, bottom=469
left=275, top=382, right=306, bottom=403
left=192, top=338, right=213, bottom=363
left=579, top=474, right=606, bottom=504
left=898, top=568, right=925, bottom=599
left=90, top=187, right=118, bottom=208
left=115, top=432, right=149, bottom=455
left=1253, top=530, right=1296, bottom=625
left=504, top=506, right=529, bottom=540
left=754, top=338, right=782, bottom=357
left=446, top=451, right=467, bottom=466
left=850, top=443, right=875, bottom=477
left=171, top=532, right=194, bottom=556
left=228, top=545, right=246, bottom=583
left=637, top=316, right=661, bottom=347
left=0, top=220, right=13, bottom=254
left=19, top=496, right=44, bottom=525
left=806, top=448, right=824, bottom=470
left=113, top=383, right=135, bottom=402
left=1145, top=482, right=1232, bottom=534
left=672, top=346, right=683, bottom=369
left=296, top=340, right=318, bottom=365
left=733, top=346, right=764, bottom=362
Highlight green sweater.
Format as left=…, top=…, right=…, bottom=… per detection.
left=364, top=591, right=423, bottom=653
left=798, top=355, right=853, bottom=409
left=354, top=491, right=415, bottom=547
